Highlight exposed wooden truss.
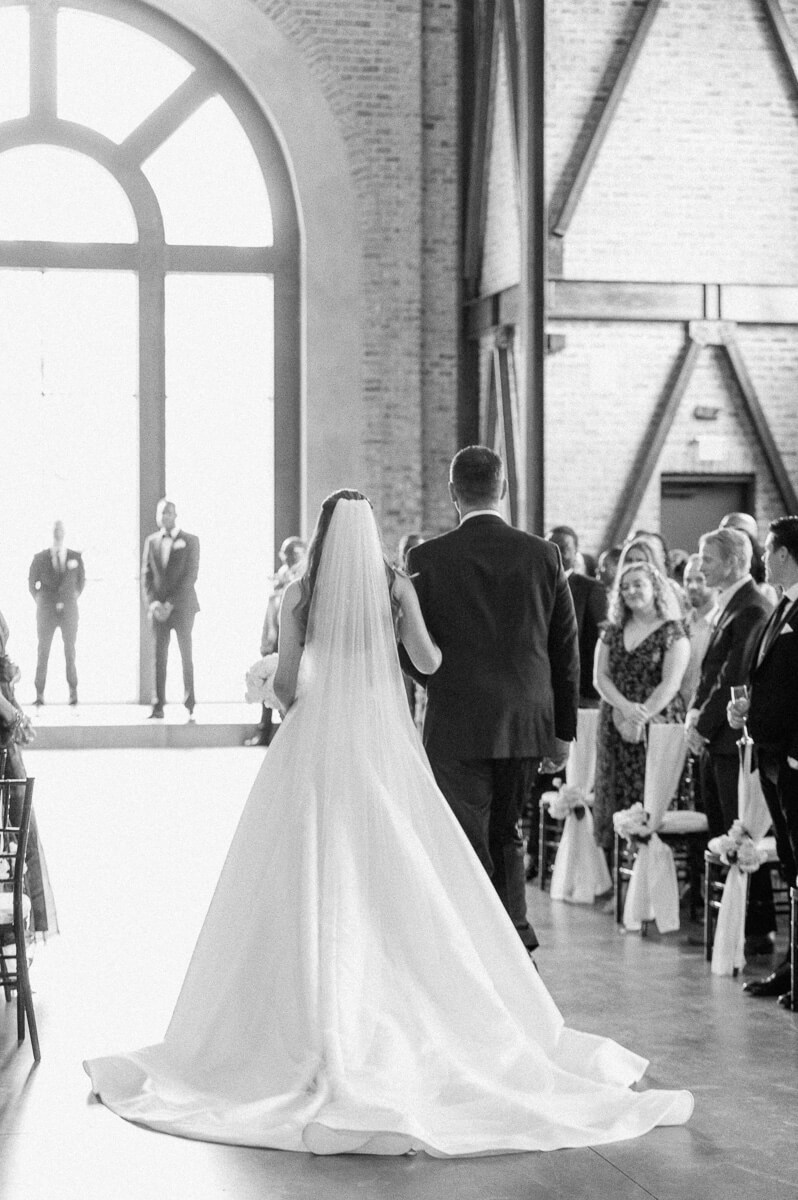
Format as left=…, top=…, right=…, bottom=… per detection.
left=460, top=0, right=798, bottom=540
left=602, top=322, right=798, bottom=548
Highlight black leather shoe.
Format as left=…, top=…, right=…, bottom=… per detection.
left=743, top=964, right=791, bottom=996
left=148, top=707, right=164, bottom=719
left=69, top=696, right=78, bottom=707
left=778, top=991, right=797, bottom=1010
left=34, top=697, right=44, bottom=707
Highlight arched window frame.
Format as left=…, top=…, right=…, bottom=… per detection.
left=0, top=0, right=301, bottom=699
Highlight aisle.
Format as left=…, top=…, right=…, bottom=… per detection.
left=1, top=749, right=796, bottom=1200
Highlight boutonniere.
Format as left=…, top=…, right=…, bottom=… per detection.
left=67, top=559, right=79, bottom=569
left=172, top=539, right=187, bottom=550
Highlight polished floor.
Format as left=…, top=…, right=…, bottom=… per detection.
left=1, top=748, right=797, bottom=1200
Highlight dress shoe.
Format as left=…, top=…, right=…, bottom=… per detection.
left=742, top=963, right=791, bottom=996
left=778, top=991, right=797, bottom=1010
left=34, top=697, right=44, bottom=708
left=69, top=696, right=78, bottom=707
left=244, top=733, right=269, bottom=747
left=148, top=707, right=164, bottom=719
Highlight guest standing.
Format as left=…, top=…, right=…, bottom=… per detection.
left=142, top=498, right=200, bottom=720
left=593, top=561, right=689, bottom=852
left=680, top=553, right=718, bottom=707
left=404, top=446, right=579, bottom=952
left=28, top=520, right=85, bottom=706
left=245, top=536, right=307, bottom=747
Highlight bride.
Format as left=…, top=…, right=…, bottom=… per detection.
left=85, top=490, right=692, bottom=1156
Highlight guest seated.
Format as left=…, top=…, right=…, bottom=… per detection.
left=592, top=561, right=689, bottom=856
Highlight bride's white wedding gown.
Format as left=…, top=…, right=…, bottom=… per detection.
left=85, top=501, right=692, bottom=1156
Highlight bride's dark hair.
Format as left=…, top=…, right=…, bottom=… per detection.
left=295, top=489, right=396, bottom=636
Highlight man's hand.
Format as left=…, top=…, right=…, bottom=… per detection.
left=685, top=725, right=708, bottom=756
left=540, top=737, right=571, bottom=774
left=726, top=697, right=750, bottom=731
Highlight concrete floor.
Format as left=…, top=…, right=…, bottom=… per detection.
left=1, top=748, right=797, bottom=1200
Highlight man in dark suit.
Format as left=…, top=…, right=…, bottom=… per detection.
left=686, top=526, right=774, bottom=951
left=547, top=526, right=606, bottom=707
left=730, top=516, right=798, bottom=1007
left=142, top=498, right=200, bottom=720
left=29, top=520, right=85, bottom=706
left=404, top=446, right=579, bottom=952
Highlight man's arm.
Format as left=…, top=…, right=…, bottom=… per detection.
left=28, top=554, right=42, bottom=600
left=142, top=538, right=157, bottom=607
left=696, top=604, right=771, bottom=741
left=548, top=559, right=580, bottom=742
left=75, top=553, right=86, bottom=596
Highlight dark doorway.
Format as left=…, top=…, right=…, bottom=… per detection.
left=661, top=475, right=755, bottom=555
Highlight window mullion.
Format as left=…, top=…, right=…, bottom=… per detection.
left=29, top=2, right=57, bottom=119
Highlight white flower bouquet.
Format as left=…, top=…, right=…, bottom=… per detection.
left=613, top=802, right=652, bottom=844
left=547, top=782, right=588, bottom=822
left=244, top=653, right=280, bottom=708
left=708, top=819, right=766, bottom=874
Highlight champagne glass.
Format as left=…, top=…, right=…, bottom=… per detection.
left=730, top=685, right=749, bottom=743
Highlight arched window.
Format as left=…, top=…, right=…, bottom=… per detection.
left=0, top=0, right=300, bottom=703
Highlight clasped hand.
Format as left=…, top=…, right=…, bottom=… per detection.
left=150, top=601, right=174, bottom=623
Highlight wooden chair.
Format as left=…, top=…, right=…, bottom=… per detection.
left=0, top=775, right=40, bottom=1062
left=537, top=795, right=563, bottom=892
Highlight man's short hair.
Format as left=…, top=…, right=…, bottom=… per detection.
left=769, top=516, right=798, bottom=561
left=699, top=527, right=752, bottom=572
left=450, top=445, right=503, bottom=504
left=684, top=553, right=703, bottom=573
left=548, top=525, right=579, bottom=547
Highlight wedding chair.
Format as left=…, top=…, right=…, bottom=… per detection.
left=544, top=709, right=611, bottom=904
left=613, top=724, right=708, bottom=935
left=0, top=775, right=40, bottom=1061
left=538, top=708, right=600, bottom=892
left=704, top=840, right=790, bottom=969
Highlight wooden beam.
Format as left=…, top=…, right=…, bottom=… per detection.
left=495, top=338, right=520, bottom=524
left=463, top=0, right=498, bottom=295
left=602, top=338, right=702, bottom=547
left=722, top=329, right=798, bottom=514
left=481, top=345, right=499, bottom=447
left=459, top=0, right=482, bottom=445
left=499, top=0, right=520, bottom=181
left=722, top=284, right=798, bottom=324
left=550, top=279, right=705, bottom=322
left=519, top=0, right=545, bottom=533
left=549, top=0, right=661, bottom=240
left=761, top=0, right=798, bottom=97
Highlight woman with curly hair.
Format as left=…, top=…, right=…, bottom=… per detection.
left=592, top=560, right=689, bottom=853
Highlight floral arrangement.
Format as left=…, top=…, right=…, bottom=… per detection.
left=13, top=712, right=35, bottom=746
left=244, top=653, right=280, bottom=709
left=547, top=782, right=587, bottom=821
left=613, top=803, right=652, bottom=844
left=708, top=820, right=766, bottom=874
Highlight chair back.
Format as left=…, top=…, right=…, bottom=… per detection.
left=0, top=776, right=35, bottom=929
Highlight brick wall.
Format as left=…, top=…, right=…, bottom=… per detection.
left=481, top=0, right=798, bottom=552
left=253, top=0, right=460, bottom=548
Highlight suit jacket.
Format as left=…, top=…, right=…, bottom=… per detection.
left=693, top=578, right=772, bottom=754
left=568, top=572, right=607, bottom=703
left=405, top=514, right=579, bottom=760
left=746, top=595, right=798, bottom=760
left=142, top=531, right=200, bottom=615
left=29, top=548, right=85, bottom=608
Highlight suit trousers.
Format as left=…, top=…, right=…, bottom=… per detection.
left=701, top=749, right=775, bottom=936
left=758, top=747, right=798, bottom=887
left=153, top=608, right=196, bottom=711
left=35, top=603, right=78, bottom=700
left=428, top=755, right=539, bottom=951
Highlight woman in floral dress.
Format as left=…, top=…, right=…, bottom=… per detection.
left=593, top=561, right=690, bottom=853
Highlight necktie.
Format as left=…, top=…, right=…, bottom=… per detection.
left=757, top=596, right=789, bottom=666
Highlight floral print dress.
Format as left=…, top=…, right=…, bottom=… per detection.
left=593, top=620, right=687, bottom=851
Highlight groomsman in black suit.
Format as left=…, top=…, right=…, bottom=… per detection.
left=142, top=498, right=200, bottom=720
left=547, top=526, right=606, bottom=707
left=730, top=516, right=798, bottom=1007
left=404, top=446, right=580, bottom=952
left=685, top=526, right=774, bottom=951
left=29, top=520, right=85, bottom=706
